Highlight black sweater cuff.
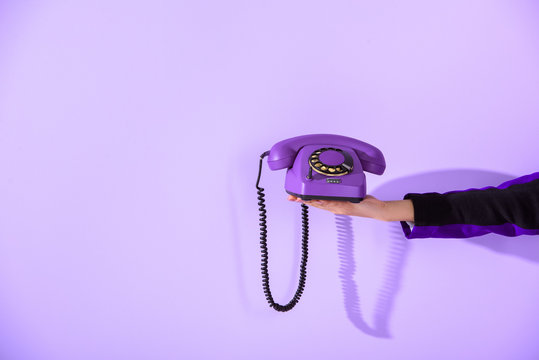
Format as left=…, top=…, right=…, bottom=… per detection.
left=404, top=192, right=454, bottom=227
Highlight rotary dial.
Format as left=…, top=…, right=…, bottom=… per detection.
left=308, top=147, right=353, bottom=176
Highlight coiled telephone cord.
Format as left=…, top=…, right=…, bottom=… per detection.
left=256, top=151, right=309, bottom=312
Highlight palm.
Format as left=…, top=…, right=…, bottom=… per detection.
left=288, top=194, right=384, bottom=219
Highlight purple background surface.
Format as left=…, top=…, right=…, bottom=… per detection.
left=1, top=1, right=539, bottom=359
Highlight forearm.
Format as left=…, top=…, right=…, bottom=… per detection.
left=380, top=199, right=415, bottom=222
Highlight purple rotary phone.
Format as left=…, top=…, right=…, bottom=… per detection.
left=256, top=134, right=386, bottom=312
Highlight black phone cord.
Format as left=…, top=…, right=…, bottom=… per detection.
left=256, top=151, right=309, bottom=312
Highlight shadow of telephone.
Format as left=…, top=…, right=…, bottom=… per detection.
left=256, top=134, right=386, bottom=312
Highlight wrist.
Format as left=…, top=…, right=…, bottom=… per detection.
left=370, top=200, right=390, bottom=221
left=378, top=201, right=391, bottom=221
left=380, top=200, right=414, bottom=222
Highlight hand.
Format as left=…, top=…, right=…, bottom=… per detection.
left=287, top=194, right=387, bottom=220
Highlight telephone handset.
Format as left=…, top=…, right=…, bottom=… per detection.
left=256, top=134, right=385, bottom=312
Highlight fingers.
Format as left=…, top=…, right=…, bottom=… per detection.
left=287, top=195, right=308, bottom=203
left=287, top=195, right=330, bottom=209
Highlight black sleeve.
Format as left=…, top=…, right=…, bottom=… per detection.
left=405, top=178, right=539, bottom=229
left=400, top=172, right=539, bottom=239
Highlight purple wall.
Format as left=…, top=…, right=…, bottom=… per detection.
left=1, top=1, right=539, bottom=359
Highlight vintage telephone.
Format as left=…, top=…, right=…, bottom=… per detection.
left=256, top=134, right=386, bottom=312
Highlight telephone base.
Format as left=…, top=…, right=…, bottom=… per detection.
left=286, top=190, right=363, bottom=203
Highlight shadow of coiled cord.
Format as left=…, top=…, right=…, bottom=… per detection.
left=335, top=215, right=409, bottom=338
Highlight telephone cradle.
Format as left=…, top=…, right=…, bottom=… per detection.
left=256, top=134, right=386, bottom=312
